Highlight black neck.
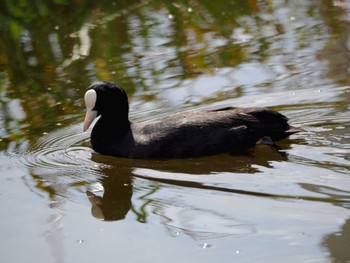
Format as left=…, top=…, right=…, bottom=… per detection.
left=94, top=115, right=131, bottom=137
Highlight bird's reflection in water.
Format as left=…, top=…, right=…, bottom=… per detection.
left=86, top=143, right=292, bottom=222
left=87, top=172, right=132, bottom=221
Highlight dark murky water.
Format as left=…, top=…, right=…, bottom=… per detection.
left=1, top=1, right=350, bottom=262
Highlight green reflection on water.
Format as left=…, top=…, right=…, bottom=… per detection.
left=1, top=0, right=344, bottom=142
left=0, top=0, right=348, bottom=153
left=0, top=0, right=260, bottom=145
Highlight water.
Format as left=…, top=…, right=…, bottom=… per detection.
left=0, top=0, right=350, bottom=262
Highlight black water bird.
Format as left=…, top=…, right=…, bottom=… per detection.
left=83, top=81, right=302, bottom=158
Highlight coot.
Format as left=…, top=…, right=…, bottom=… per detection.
left=83, top=81, right=302, bottom=158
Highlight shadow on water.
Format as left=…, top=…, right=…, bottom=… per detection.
left=323, top=218, right=350, bottom=262
left=86, top=144, right=290, bottom=221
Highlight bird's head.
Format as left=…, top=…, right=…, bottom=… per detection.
left=83, top=81, right=129, bottom=132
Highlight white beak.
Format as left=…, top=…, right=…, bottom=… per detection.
left=83, top=109, right=97, bottom=132
left=83, top=89, right=98, bottom=132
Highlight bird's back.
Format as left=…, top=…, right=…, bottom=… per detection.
left=125, top=106, right=300, bottom=158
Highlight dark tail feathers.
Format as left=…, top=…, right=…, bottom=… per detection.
left=245, top=108, right=304, bottom=141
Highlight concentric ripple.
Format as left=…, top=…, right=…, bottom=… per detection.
left=10, top=123, right=103, bottom=190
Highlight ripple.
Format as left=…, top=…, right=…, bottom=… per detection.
left=10, top=123, right=102, bottom=183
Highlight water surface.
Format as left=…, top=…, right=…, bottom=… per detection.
left=0, top=1, right=350, bottom=262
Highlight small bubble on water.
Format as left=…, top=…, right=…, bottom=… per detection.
left=55, top=26, right=59, bottom=30
left=202, top=243, right=212, bottom=249
left=235, top=250, right=240, bottom=254
left=168, top=14, right=174, bottom=19
left=290, top=16, right=296, bottom=21
left=76, top=239, right=85, bottom=244
left=187, top=7, right=193, bottom=12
